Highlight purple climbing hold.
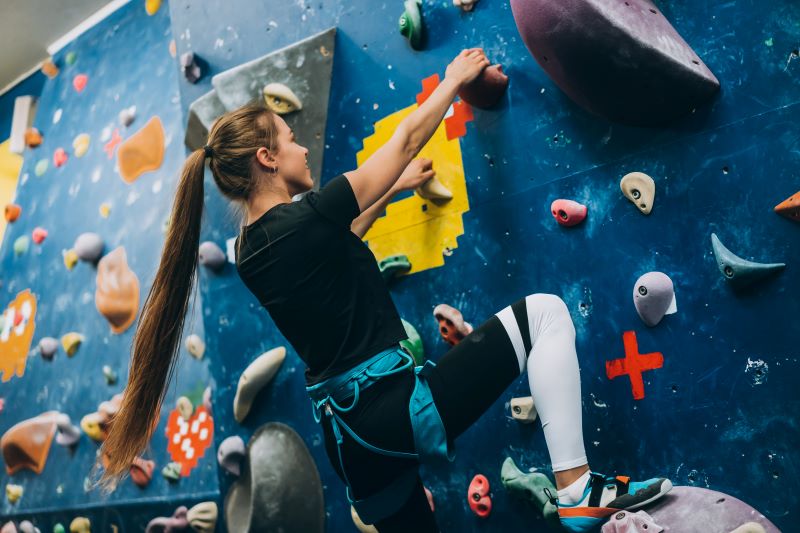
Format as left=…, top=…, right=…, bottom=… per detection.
left=509, top=0, right=720, bottom=126
left=145, top=506, right=189, bottom=533
left=181, top=52, right=203, bottom=84
left=199, top=241, right=226, bottom=271
left=458, top=64, right=509, bottom=109
left=54, top=413, right=81, bottom=447
left=602, top=510, right=663, bottom=533
left=38, top=337, right=59, bottom=360
left=217, top=435, right=246, bottom=476
left=632, top=272, right=675, bottom=327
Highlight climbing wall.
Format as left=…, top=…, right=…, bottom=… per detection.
left=169, top=0, right=799, bottom=531
left=0, top=2, right=218, bottom=530
left=1, top=0, right=797, bottom=531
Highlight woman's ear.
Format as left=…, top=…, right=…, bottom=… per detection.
left=255, top=147, right=278, bottom=172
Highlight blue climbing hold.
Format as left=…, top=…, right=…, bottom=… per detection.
left=710, top=233, right=785, bottom=288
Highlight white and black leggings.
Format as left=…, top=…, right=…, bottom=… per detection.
left=321, top=294, right=587, bottom=532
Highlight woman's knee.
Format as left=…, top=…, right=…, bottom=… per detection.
left=525, top=293, right=569, bottom=317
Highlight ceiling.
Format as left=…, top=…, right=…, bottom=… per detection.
left=0, top=0, right=121, bottom=93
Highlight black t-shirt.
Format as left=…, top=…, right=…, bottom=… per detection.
left=234, top=174, right=408, bottom=385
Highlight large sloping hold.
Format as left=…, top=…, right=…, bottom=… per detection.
left=185, top=28, right=336, bottom=189
left=224, top=422, right=324, bottom=532
left=509, top=0, right=720, bottom=126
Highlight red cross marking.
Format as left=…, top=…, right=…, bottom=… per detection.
left=605, top=331, right=663, bottom=400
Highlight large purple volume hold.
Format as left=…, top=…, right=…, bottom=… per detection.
left=509, top=0, right=720, bottom=126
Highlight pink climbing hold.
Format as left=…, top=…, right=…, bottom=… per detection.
left=31, top=228, right=48, bottom=245
left=424, top=486, right=435, bottom=512
left=53, top=148, right=68, bottom=167
left=551, top=199, right=587, bottom=227
left=73, top=74, right=88, bottom=92
left=468, top=474, right=492, bottom=518
left=602, top=510, right=664, bottom=532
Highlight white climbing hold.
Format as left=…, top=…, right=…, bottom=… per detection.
left=233, top=346, right=286, bottom=423
left=263, top=83, right=303, bottom=115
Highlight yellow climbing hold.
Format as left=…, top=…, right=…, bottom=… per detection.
left=117, top=116, right=165, bottom=184
left=60, top=332, right=84, bottom=356
left=72, top=133, right=90, bottom=158
left=6, top=483, right=23, bottom=503
left=99, top=203, right=111, bottom=218
left=360, top=103, right=470, bottom=275
left=145, top=0, right=161, bottom=15
left=63, top=249, right=79, bottom=270
left=70, top=517, right=91, bottom=533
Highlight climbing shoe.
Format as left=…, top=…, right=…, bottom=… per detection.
left=553, top=472, right=672, bottom=532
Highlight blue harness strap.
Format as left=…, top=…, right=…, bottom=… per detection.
left=306, top=345, right=455, bottom=524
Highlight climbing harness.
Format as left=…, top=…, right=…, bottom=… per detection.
left=306, top=345, right=454, bottom=524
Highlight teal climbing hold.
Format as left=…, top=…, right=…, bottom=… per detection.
left=399, top=0, right=425, bottom=50
left=378, top=254, right=412, bottom=281
left=35, top=159, right=48, bottom=176
left=500, top=457, right=561, bottom=529
left=399, top=318, right=425, bottom=365
left=710, top=233, right=785, bottom=288
left=53, top=524, right=66, bottom=533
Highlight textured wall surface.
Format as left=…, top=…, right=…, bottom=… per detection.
left=0, top=0, right=797, bottom=531
left=169, top=0, right=799, bottom=531
left=0, top=2, right=217, bottom=530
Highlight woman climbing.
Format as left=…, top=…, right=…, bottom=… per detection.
left=100, top=48, right=672, bottom=532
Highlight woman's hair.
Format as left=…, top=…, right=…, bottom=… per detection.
left=97, top=103, right=279, bottom=490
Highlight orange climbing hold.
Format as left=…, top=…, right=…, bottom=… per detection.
left=4, top=204, right=21, bottom=222
left=95, top=247, right=140, bottom=334
left=0, top=290, right=38, bottom=383
left=117, top=116, right=165, bottom=183
left=165, top=404, right=214, bottom=476
left=24, top=128, right=42, bottom=148
left=41, top=60, right=59, bottom=79
left=774, top=191, right=800, bottom=223
left=1, top=411, right=59, bottom=474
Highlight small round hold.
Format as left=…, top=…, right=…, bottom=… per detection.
left=38, top=337, right=59, bottom=359
left=24, top=127, right=42, bottom=148
left=18, top=521, right=38, bottom=533
left=176, top=396, right=194, bottom=420
left=102, top=365, right=118, bottom=385
left=119, top=106, right=137, bottom=127
left=620, top=172, right=655, bottom=215
left=74, top=232, right=105, bottom=262
left=72, top=74, right=88, bottom=92
left=550, top=199, right=587, bottom=227
left=60, top=332, right=84, bottom=356
left=63, top=249, right=79, bottom=270
left=55, top=413, right=82, bottom=446
left=31, top=227, right=48, bottom=245
left=186, top=333, right=206, bottom=359
left=180, top=52, right=202, bottom=84
left=217, top=435, right=246, bottom=476
left=53, top=148, right=68, bottom=167
left=72, top=133, right=90, bottom=158
left=453, top=0, right=478, bottom=11
left=633, top=271, right=675, bottom=327
left=6, top=483, right=23, bottom=504
left=198, top=241, right=226, bottom=271
left=458, top=64, right=509, bottom=109
left=13, top=236, right=29, bottom=256
left=162, top=461, right=182, bottom=482
left=4, top=203, right=21, bottom=222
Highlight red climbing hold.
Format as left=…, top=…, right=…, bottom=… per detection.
left=104, top=129, right=122, bottom=159
left=31, top=228, right=48, bottom=244
left=551, top=199, right=587, bottom=227
left=53, top=148, right=68, bottom=167
left=73, top=74, right=88, bottom=92
left=468, top=474, right=492, bottom=518
left=605, top=331, right=663, bottom=401
left=433, top=304, right=473, bottom=345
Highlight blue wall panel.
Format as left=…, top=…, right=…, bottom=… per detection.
left=169, top=0, right=800, bottom=531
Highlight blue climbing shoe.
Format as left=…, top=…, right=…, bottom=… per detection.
left=554, top=472, right=672, bottom=532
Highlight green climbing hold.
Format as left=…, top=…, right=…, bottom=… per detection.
left=399, top=0, right=425, bottom=50
left=14, top=236, right=29, bottom=256
left=399, top=319, right=425, bottom=366
left=53, top=524, right=66, bottom=533
left=500, top=457, right=562, bottom=530
left=35, top=159, right=48, bottom=176
left=162, top=461, right=182, bottom=482
left=65, top=51, right=77, bottom=66
left=378, top=254, right=412, bottom=281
